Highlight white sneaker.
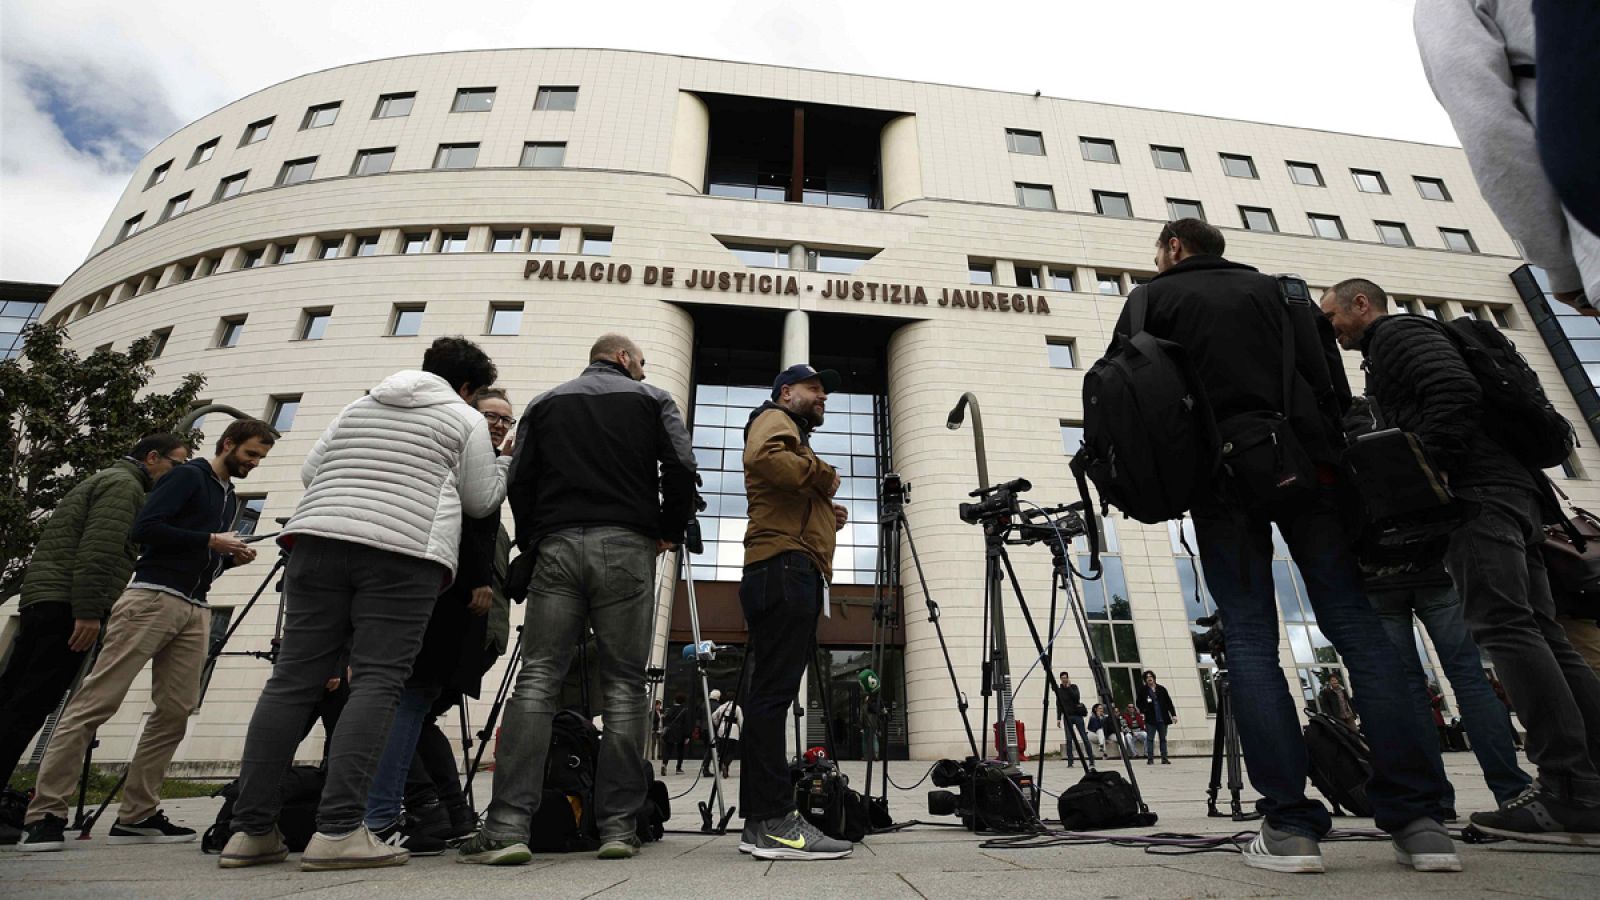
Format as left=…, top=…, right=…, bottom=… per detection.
left=300, top=825, right=409, bottom=872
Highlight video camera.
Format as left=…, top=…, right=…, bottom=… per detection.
left=1191, top=613, right=1225, bottom=658
left=958, top=477, right=1031, bottom=525
left=926, top=757, right=1039, bottom=834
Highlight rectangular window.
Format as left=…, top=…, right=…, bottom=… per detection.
left=1491, top=306, right=1510, bottom=328
left=277, top=156, right=317, bottom=186
left=161, top=192, right=191, bottom=222
left=1094, top=190, right=1132, bottom=218
left=277, top=243, right=297, bottom=264
left=439, top=232, right=469, bottom=253
left=1287, top=161, right=1324, bottom=187
left=1014, top=265, right=1042, bottom=288
left=1060, top=421, right=1085, bottom=455
left=241, top=248, right=266, bottom=269
left=1240, top=206, right=1278, bottom=232
left=174, top=263, right=194, bottom=283
left=146, top=160, right=172, bottom=189
left=1220, top=153, right=1257, bottom=178
left=1049, top=268, right=1075, bottom=291
left=581, top=230, right=612, bottom=256
left=234, top=496, right=267, bottom=536
left=1046, top=338, right=1077, bottom=369
left=374, top=92, right=416, bottom=119
left=117, top=214, right=144, bottom=242
left=1441, top=228, right=1479, bottom=253
left=491, top=230, right=522, bottom=252
left=1005, top=129, right=1045, bottom=155
left=969, top=261, right=995, bottom=285
left=267, top=394, right=300, bottom=431
left=1375, top=220, right=1413, bottom=247
left=196, top=256, right=218, bottom=277
left=190, top=138, right=219, bottom=167
left=353, top=235, right=379, bottom=256
left=214, top=171, right=248, bottom=201
left=352, top=147, right=395, bottom=176
left=241, top=117, right=274, bottom=146
left=815, top=249, right=872, bottom=274
left=301, top=102, right=340, bottom=130
left=1151, top=145, right=1189, bottom=171
left=1414, top=176, right=1451, bottom=202
left=534, top=86, right=579, bottom=111
left=1167, top=198, right=1205, bottom=221
left=1097, top=273, right=1124, bottom=295
left=300, top=308, right=330, bottom=340
left=519, top=142, right=566, bottom=167
left=488, top=303, right=524, bottom=336
left=1352, top=169, right=1389, bottom=194
left=434, top=143, right=480, bottom=169
left=390, top=305, right=425, bottom=337
left=452, top=88, right=496, bottom=113
left=1080, top=137, right=1119, bottom=164
left=726, top=243, right=786, bottom=268
left=530, top=230, right=560, bottom=252
left=1308, top=213, right=1346, bottom=240
left=149, top=327, right=171, bottom=358
left=217, top=316, right=246, bottom=348
left=1014, top=182, right=1056, bottom=210
left=318, top=236, right=343, bottom=259
left=1422, top=301, right=1445, bottom=320
left=402, top=232, right=430, bottom=254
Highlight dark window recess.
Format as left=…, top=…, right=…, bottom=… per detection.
left=702, top=93, right=892, bottom=210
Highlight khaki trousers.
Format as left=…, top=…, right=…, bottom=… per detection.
left=24, top=588, right=210, bottom=824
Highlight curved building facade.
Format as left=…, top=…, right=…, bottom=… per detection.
left=21, top=48, right=1589, bottom=768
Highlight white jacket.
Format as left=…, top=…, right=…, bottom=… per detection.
left=285, top=370, right=509, bottom=577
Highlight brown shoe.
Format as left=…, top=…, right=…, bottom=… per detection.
left=300, top=825, right=410, bottom=871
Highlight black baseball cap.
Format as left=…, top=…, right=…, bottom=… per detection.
left=770, top=363, right=841, bottom=399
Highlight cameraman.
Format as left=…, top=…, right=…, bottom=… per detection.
left=1111, top=220, right=1456, bottom=874
left=1321, top=278, right=1600, bottom=844
left=736, top=364, right=853, bottom=861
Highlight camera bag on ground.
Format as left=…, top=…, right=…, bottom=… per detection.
left=1056, top=769, right=1143, bottom=830
left=1302, top=710, right=1373, bottom=817
left=1216, top=298, right=1316, bottom=515
left=793, top=759, right=871, bottom=843
left=1074, top=285, right=1217, bottom=524
left=201, top=764, right=324, bottom=853
left=635, top=773, right=670, bottom=843
left=1440, top=316, right=1576, bottom=469
left=525, top=709, right=600, bottom=852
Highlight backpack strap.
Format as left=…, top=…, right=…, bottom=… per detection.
left=1280, top=304, right=1297, bottom=420
left=1128, top=286, right=1149, bottom=337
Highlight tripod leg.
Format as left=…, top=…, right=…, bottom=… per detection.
left=1206, top=694, right=1227, bottom=816
left=458, top=702, right=474, bottom=812
left=465, top=628, right=523, bottom=798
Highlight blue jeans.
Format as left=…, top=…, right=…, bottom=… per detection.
left=1145, top=719, right=1169, bottom=761
left=1061, top=715, right=1094, bottom=763
left=1368, top=583, right=1532, bottom=806
left=364, top=683, right=441, bottom=829
left=1192, top=489, right=1451, bottom=838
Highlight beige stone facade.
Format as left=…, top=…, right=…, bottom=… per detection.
left=19, top=48, right=1589, bottom=767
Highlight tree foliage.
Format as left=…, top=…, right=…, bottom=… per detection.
left=1, top=324, right=205, bottom=599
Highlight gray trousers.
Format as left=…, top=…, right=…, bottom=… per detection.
left=232, top=536, right=445, bottom=835
left=485, top=526, right=656, bottom=844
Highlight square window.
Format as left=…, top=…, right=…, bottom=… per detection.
left=117, top=213, right=144, bottom=242
left=1352, top=169, right=1389, bottom=194
left=434, top=143, right=479, bottom=169
left=190, top=138, right=219, bottom=167
left=146, top=160, right=172, bottom=189
left=1060, top=421, right=1085, bottom=454
left=1047, top=338, right=1076, bottom=369
left=1097, top=273, right=1124, bottom=295
left=300, top=309, right=330, bottom=340
left=969, top=262, right=995, bottom=285
left=1415, top=176, right=1451, bottom=202
left=402, top=233, right=430, bottom=254
left=1049, top=268, right=1075, bottom=291
left=1014, top=265, right=1041, bottom=288
left=1375, top=220, right=1413, bottom=247
left=234, top=496, right=267, bottom=536
left=277, top=156, right=317, bottom=186
left=241, top=117, right=274, bottom=146
left=1167, top=198, right=1205, bottom=221
left=302, top=102, right=340, bottom=130
left=534, top=86, right=579, bottom=111
left=1080, top=137, right=1119, bottom=163
left=1151, top=145, right=1189, bottom=171
left=1288, top=161, right=1324, bottom=186
left=1240, top=206, right=1278, bottom=232
left=1491, top=306, right=1511, bottom=328
left=1094, top=190, right=1132, bottom=218
left=149, top=328, right=171, bottom=358
left=530, top=231, right=560, bottom=252
left=374, top=92, right=415, bottom=119
left=1308, top=213, right=1346, bottom=240
left=1220, top=153, right=1257, bottom=178
left=277, top=243, right=297, bottom=264
left=581, top=231, right=612, bottom=255
left=160, top=192, right=191, bottom=222
left=491, top=230, right=522, bottom=252
left=520, top=142, right=566, bottom=167
left=391, top=306, right=425, bottom=337
left=352, top=147, right=395, bottom=176
left=241, top=248, right=266, bottom=269
left=1005, top=129, right=1045, bottom=155
left=353, top=235, right=379, bottom=256
left=452, top=88, right=496, bottom=113
left=318, top=236, right=344, bottom=259
left=267, top=395, right=300, bottom=431
left=1422, top=302, right=1445, bottom=320
left=1015, top=182, right=1056, bottom=209
left=174, top=263, right=194, bottom=283
left=214, top=171, right=248, bottom=202
left=196, top=256, right=218, bottom=277
left=217, top=316, right=245, bottom=348
left=488, top=304, right=523, bottom=336
left=439, top=232, right=469, bottom=253
left=1441, top=228, right=1479, bottom=253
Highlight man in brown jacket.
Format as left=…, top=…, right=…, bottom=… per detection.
left=735, top=364, right=853, bottom=861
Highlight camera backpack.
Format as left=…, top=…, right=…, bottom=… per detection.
left=793, top=759, right=871, bottom=843
left=1302, top=710, right=1373, bottom=817
left=1441, top=316, right=1575, bottom=469
left=201, top=765, right=323, bottom=853
left=526, top=709, right=600, bottom=852
left=1056, top=769, right=1142, bottom=830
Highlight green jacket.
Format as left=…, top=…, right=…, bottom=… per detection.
left=20, top=460, right=154, bottom=619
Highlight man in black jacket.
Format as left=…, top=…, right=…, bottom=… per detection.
left=461, top=333, right=696, bottom=865
left=1112, top=220, right=1456, bottom=874
left=1322, top=277, right=1600, bottom=845
left=1136, top=670, right=1177, bottom=764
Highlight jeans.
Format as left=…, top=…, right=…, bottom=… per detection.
left=364, top=683, right=440, bottom=829
left=1061, top=715, right=1094, bottom=763
left=484, top=527, right=656, bottom=845
left=1369, top=582, right=1532, bottom=806
left=1146, top=719, right=1170, bottom=761
left=1447, top=485, right=1600, bottom=803
left=739, top=552, right=823, bottom=822
left=232, top=537, right=445, bottom=836
left=0, top=603, right=88, bottom=787
left=1192, top=488, right=1451, bottom=837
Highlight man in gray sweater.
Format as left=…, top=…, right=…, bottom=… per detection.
left=1416, top=0, right=1599, bottom=312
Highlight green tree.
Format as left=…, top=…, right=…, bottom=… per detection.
left=1, top=324, right=205, bottom=599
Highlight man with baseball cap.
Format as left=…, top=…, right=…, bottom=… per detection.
left=735, top=363, right=852, bottom=860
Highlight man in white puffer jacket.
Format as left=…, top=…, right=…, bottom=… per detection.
left=222, top=336, right=509, bottom=872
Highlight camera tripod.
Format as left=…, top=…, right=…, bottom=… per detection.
left=1204, top=647, right=1257, bottom=821
left=676, top=518, right=738, bottom=835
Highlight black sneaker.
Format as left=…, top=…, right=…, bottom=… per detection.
left=1469, top=786, right=1600, bottom=847
left=738, top=818, right=758, bottom=854
left=373, top=818, right=448, bottom=857
left=108, top=810, right=196, bottom=845
left=748, top=811, right=852, bottom=861
left=438, top=800, right=478, bottom=842
left=14, top=814, right=67, bottom=852
left=0, top=822, right=21, bottom=847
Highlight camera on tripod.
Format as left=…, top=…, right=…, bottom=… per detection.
left=926, top=757, right=1039, bottom=833
left=1191, top=613, right=1225, bottom=657
left=958, top=477, right=1032, bottom=525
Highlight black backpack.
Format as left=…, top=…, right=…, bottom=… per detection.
left=1055, top=769, right=1143, bottom=830
left=1442, top=316, right=1576, bottom=469
left=793, top=760, right=871, bottom=843
left=201, top=765, right=324, bottom=853
left=1074, top=287, right=1218, bottom=524
left=1302, top=710, right=1373, bottom=817
left=526, top=709, right=601, bottom=852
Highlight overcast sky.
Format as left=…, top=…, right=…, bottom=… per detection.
left=0, top=0, right=1456, bottom=285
